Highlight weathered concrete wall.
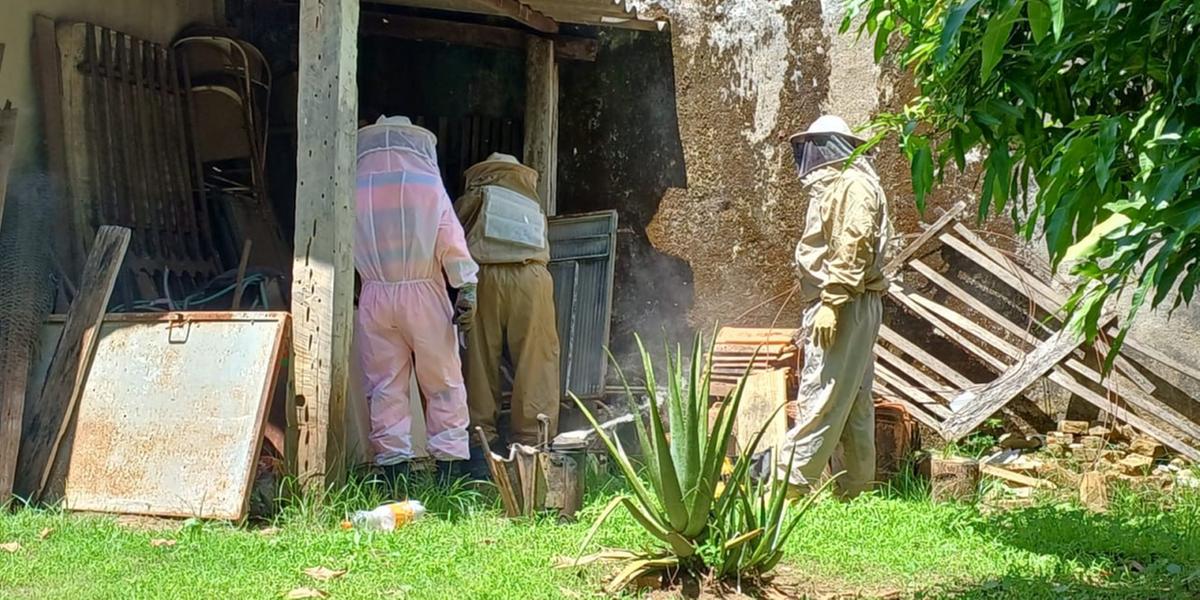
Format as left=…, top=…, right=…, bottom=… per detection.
left=627, top=0, right=977, bottom=332
left=558, top=28, right=692, bottom=372
left=0, top=0, right=217, bottom=179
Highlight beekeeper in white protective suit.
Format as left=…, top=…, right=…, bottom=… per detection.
left=354, top=115, right=479, bottom=475
left=780, top=115, right=893, bottom=497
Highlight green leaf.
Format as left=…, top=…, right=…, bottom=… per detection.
left=1096, top=119, right=1119, bottom=192
left=910, top=138, right=934, bottom=213
left=1048, top=0, right=1064, bottom=40
left=1027, top=0, right=1051, bottom=42
left=937, top=0, right=983, bottom=62
left=1063, top=213, right=1132, bottom=262
left=980, top=9, right=1015, bottom=82
left=1152, top=157, right=1200, bottom=207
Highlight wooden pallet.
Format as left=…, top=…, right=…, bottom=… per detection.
left=877, top=204, right=1200, bottom=461
left=707, top=327, right=800, bottom=397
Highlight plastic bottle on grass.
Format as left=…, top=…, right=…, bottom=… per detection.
left=343, top=501, right=425, bottom=531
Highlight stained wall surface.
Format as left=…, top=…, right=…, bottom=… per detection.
left=0, top=0, right=217, bottom=178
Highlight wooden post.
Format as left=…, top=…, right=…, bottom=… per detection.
left=523, top=36, right=557, bottom=215
left=291, top=0, right=358, bottom=490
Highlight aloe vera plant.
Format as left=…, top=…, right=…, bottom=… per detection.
left=569, top=333, right=825, bottom=591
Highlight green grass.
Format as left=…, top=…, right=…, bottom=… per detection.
left=1, top=469, right=1198, bottom=599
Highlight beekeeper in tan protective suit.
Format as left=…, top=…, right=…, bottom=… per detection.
left=780, top=115, right=893, bottom=497
left=455, top=153, right=561, bottom=459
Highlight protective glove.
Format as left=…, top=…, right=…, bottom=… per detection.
left=454, top=284, right=477, bottom=332
left=810, top=303, right=838, bottom=349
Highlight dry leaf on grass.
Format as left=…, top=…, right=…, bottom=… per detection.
left=303, top=566, right=347, bottom=582
left=285, top=587, right=328, bottom=599
left=0, top=542, right=21, bottom=553
left=38, top=528, right=54, bottom=540
left=149, top=538, right=177, bottom=548
left=257, top=527, right=281, bottom=537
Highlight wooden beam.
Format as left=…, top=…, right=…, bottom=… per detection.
left=878, top=324, right=976, bottom=389
left=883, top=201, right=966, bottom=275
left=14, top=226, right=129, bottom=501
left=32, top=16, right=76, bottom=278
left=355, top=12, right=599, bottom=61
left=468, top=0, right=559, bottom=33
left=981, top=464, right=1054, bottom=489
left=940, top=323, right=1090, bottom=439
left=0, top=101, right=14, bottom=229
left=292, top=0, right=358, bottom=490
left=523, top=36, right=557, bottom=214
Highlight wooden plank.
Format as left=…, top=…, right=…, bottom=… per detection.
left=981, top=464, right=1053, bottom=489
left=923, top=233, right=1154, bottom=393
left=877, top=324, right=975, bottom=389
left=873, top=363, right=952, bottom=418
left=873, top=345, right=956, bottom=404
left=468, top=0, right=559, bottom=32
left=733, top=369, right=789, bottom=457
left=872, top=365, right=952, bottom=430
left=523, top=36, right=557, bottom=215
left=888, top=285, right=1011, bottom=372
left=883, top=201, right=966, bottom=275
left=14, top=226, right=129, bottom=500
left=0, top=102, right=14, bottom=228
left=901, top=270, right=1200, bottom=448
left=33, top=17, right=78, bottom=277
left=911, top=258, right=1160, bottom=411
left=941, top=324, right=1090, bottom=440
left=292, top=0, right=358, bottom=490
left=357, top=12, right=597, bottom=61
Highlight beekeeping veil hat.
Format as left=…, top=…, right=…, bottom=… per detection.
left=357, top=114, right=439, bottom=166
left=789, top=115, right=867, bottom=179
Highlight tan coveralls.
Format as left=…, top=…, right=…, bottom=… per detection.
left=455, top=160, right=561, bottom=447
left=783, top=161, right=892, bottom=496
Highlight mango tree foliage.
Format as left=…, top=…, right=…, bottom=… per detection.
left=844, top=0, right=1200, bottom=364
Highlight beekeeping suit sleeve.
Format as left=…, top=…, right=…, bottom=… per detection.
left=820, top=176, right=885, bottom=308
left=437, top=189, right=479, bottom=289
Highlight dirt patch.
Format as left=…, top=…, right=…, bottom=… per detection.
left=640, top=566, right=906, bottom=599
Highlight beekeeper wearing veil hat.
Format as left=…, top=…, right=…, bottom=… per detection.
left=354, top=115, right=478, bottom=474
left=780, top=115, right=894, bottom=498
left=455, top=152, right=560, bottom=469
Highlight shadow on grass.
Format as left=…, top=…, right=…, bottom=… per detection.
left=939, top=486, right=1200, bottom=599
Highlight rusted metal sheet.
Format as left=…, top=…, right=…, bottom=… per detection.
left=32, top=312, right=287, bottom=520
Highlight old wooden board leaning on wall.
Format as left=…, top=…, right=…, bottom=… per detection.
left=876, top=205, right=1200, bottom=461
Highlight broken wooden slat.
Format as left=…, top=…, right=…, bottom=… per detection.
left=873, top=345, right=956, bottom=404
left=873, top=363, right=953, bottom=420
left=733, top=369, right=789, bottom=456
left=0, top=98, right=15, bottom=229
left=910, top=259, right=1200, bottom=443
left=981, top=464, right=1054, bottom=489
left=15, top=225, right=129, bottom=500
left=877, top=324, right=975, bottom=389
left=883, top=201, right=967, bottom=275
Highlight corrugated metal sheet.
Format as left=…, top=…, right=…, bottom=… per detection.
left=32, top=313, right=286, bottom=520
left=524, top=0, right=665, bottom=30
left=548, top=211, right=618, bottom=398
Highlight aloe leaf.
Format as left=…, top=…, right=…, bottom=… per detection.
left=681, top=335, right=704, bottom=499
left=621, top=497, right=695, bottom=558
left=571, top=393, right=667, bottom=528
left=605, top=347, right=662, bottom=498
left=574, top=495, right=626, bottom=559
left=633, top=337, right=688, bottom=531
